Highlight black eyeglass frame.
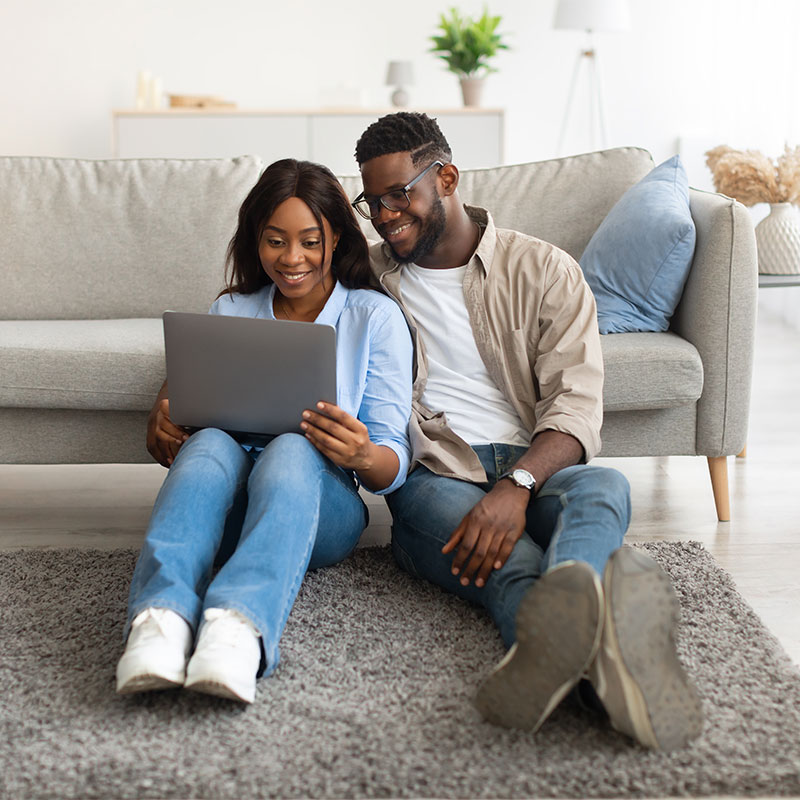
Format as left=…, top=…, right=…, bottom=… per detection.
left=351, top=160, right=445, bottom=220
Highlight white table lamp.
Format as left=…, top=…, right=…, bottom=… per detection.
left=386, top=61, right=414, bottom=107
left=554, top=0, right=631, bottom=154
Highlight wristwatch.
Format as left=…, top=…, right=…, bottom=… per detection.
left=500, top=468, right=536, bottom=492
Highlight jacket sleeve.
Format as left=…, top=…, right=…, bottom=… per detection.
left=531, top=255, right=604, bottom=461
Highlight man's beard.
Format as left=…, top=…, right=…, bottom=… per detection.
left=388, top=193, right=446, bottom=264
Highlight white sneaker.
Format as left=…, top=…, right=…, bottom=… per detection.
left=116, top=607, right=193, bottom=694
left=184, top=608, right=261, bottom=704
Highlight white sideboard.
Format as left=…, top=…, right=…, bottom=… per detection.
left=112, top=108, right=505, bottom=173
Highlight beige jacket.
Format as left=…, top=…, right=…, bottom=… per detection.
left=369, top=205, right=604, bottom=483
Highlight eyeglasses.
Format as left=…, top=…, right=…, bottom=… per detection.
left=352, top=160, right=444, bottom=220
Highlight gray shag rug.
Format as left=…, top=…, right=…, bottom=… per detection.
left=2, top=541, right=800, bottom=799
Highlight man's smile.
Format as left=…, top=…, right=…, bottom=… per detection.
left=382, top=221, right=414, bottom=241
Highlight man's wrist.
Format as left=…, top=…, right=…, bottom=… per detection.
left=499, top=468, right=537, bottom=493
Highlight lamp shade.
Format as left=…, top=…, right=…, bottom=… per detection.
left=385, top=61, right=414, bottom=86
left=554, top=0, right=631, bottom=32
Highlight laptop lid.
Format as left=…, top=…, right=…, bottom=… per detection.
left=163, top=311, right=337, bottom=445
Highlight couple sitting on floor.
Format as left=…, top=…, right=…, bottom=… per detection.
left=116, top=112, right=703, bottom=752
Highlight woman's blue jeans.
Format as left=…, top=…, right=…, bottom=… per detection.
left=126, top=428, right=367, bottom=675
left=387, top=444, right=631, bottom=649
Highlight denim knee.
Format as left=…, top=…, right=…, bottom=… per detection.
left=545, top=465, right=630, bottom=515
left=248, top=433, right=323, bottom=491
left=179, top=427, right=242, bottom=461
left=583, top=466, right=632, bottom=525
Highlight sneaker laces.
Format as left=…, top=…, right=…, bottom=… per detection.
left=130, top=607, right=184, bottom=643
left=199, top=609, right=260, bottom=651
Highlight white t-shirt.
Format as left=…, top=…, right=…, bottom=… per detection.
left=399, top=263, right=529, bottom=447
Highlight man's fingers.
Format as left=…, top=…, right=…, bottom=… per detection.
left=458, top=530, right=504, bottom=586
left=450, top=524, right=480, bottom=575
left=493, top=538, right=518, bottom=571
left=441, top=522, right=466, bottom=554
left=465, top=536, right=505, bottom=587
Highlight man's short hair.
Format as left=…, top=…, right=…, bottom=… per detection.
left=355, top=112, right=453, bottom=168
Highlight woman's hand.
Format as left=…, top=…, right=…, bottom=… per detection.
left=146, top=397, right=188, bottom=467
left=301, top=402, right=375, bottom=470
left=301, top=402, right=399, bottom=492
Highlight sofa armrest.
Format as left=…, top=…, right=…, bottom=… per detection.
left=671, top=190, right=758, bottom=457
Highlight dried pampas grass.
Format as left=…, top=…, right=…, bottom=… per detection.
left=706, top=144, right=800, bottom=206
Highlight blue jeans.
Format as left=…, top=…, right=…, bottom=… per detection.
left=387, top=444, right=631, bottom=648
left=126, top=428, right=367, bottom=675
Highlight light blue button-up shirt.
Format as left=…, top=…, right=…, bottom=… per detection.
left=209, top=282, right=413, bottom=494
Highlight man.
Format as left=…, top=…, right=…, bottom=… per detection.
left=352, top=112, right=702, bottom=750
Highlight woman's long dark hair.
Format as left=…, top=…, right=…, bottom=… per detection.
left=221, top=159, right=371, bottom=296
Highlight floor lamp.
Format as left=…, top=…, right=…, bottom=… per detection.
left=554, top=0, right=631, bottom=156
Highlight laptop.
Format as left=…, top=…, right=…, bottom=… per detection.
left=163, top=311, right=337, bottom=446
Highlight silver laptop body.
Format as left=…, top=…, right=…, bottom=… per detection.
left=163, top=311, right=337, bottom=446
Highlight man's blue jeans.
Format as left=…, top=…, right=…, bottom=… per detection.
left=125, top=428, right=367, bottom=675
left=387, top=444, right=631, bottom=648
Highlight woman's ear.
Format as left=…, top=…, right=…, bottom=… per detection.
left=438, top=163, right=460, bottom=197
left=331, top=232, right=341, bottom=253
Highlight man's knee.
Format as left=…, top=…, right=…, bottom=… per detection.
left=387, top=467, right=486, bottom=540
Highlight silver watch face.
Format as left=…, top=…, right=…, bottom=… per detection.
left=510, top=469, right=535, bottom=489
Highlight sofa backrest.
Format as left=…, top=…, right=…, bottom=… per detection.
left=2, top=148, right=655, bottom=321
left=0, top=156, right=264, bottom=320
left=338, top=146, right=655, bottom=261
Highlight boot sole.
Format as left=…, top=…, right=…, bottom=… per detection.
left=600, top=547, right=703, bottom=750
left=474, top=561, right=603, bottom=731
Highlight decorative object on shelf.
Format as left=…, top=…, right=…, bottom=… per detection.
left=429, top=7, right=509, bottom=107
left=554, top=0, right=631, bottom=155
left=135, top=71, right=164, bottom=109
left=385, top=61, right=414, bottom=107
left=167, top=95, right=237, bottom=109
left=706, top=145, right=800, bottom=275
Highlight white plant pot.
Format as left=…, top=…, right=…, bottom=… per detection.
left=459, top=76, right=485, bottom=108
left=755, top=202, right=800, bottom=275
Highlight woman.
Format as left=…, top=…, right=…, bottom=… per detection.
left=116, top=159, right=412, bottom=703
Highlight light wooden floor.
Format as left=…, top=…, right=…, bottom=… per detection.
left=1, top=303, right=799, bottom=667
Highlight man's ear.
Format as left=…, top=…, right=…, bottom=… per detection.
left=438, top=163, right=460, bottom=197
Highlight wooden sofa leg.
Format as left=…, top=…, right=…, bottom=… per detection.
left=737, top=445, right=747, bottom=458
left=707, top=456, right=730, bottom=522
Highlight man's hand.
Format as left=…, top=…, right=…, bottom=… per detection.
left=442, top=480, right=531, bottom=588
left=146, top=397, right=188, bottom=467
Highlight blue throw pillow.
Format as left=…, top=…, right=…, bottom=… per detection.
left=579, top=155, right=696, bottom=334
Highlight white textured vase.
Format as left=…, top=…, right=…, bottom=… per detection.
left=755, top=202, right=800, bottom=275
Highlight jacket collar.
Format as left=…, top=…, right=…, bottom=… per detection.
left=373, top=204, right=496, bottom=277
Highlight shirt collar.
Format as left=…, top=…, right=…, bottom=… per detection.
left=266, top=279, right=348, bottom=325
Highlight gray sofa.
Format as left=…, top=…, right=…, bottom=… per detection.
left=0, top=148, right=757, bottom=521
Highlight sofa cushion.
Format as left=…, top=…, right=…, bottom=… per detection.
left=0, top=156, right=264, bottom=321
left=600, top=331, right=703, bottom=411
left=580, top=155, right=696, bottom=334
left=0, top=319, right=164, bottom=410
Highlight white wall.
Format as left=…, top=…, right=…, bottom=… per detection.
left=1, top=0, right=798, bottom=189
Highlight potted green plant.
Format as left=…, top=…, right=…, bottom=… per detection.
left=429, top=7, right=509, bottom=107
